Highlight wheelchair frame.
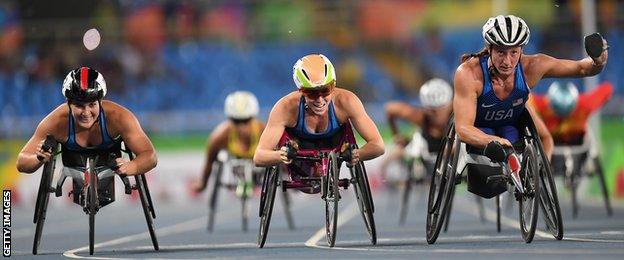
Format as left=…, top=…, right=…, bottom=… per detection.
left=206, top=154, right=295, bottom=232
left=425, top=113, right=563, bottom=244
left=257, top=123, right=376, bottom=248
left=32, top=136, right=159, bottom=255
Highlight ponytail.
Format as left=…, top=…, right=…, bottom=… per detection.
left=460, top=47, right=489, bottom=63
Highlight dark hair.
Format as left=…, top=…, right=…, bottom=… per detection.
left=460, top=47, right=490, bottom=63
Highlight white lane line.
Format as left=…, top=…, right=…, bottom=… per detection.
left=455, top=196, right=624, bottom=244
left=304, top=200, right=360, bottom=248
left=62, top=190, right=316, bottom=258
left=63, top=215, right=207, bottom=259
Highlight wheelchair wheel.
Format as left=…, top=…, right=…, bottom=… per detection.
left=518, top=145, right=539, bottom=243
left=570, top=171, right=579, bottom=218
left=351, top=161, right=377, bottom=245
left=325, top=152, right=340, bottom=247
left=426, top=117, right=460, bottom=244
left=207, top=161, right=223, bottom=232
left=258, top=166, right=278, bottom=248
left=536, top=144, right=564, bottom=240
left=526, top=117, right=563, bottom=240
left=32, top=143, right=58, bottom=255
left=399, top=171, right=413, bottom=226
left=442, top=185, right=456, bottom=233
left=594, top=157, right=613, bottom=216
left=87, top=158, right=98, bottom=255
left=136, top=174, right=159, bottom=250
left=241, top=189, right=249, bottom=232
left=281, top=191, right=296, bottom=230
left=496, top=195, right=501, bottom=232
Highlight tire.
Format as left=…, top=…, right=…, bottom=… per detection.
left=526, top=116, right=564, bottom=240
left=136, top=175, right=159, bottom=250
left=426, top=116, right=460, bottom=245
left=281, top=191, right=296, bottom=230
left=519, top=145, right=539, bottom=243
left=570, top=171, right=579, bottom=219
left=87, top=158, right=98, bottom=255
left=258, top=166, right=278, bottom=248
left=325, top=152, right=340, bottom=247
left=496, top=195, right=501, bottom=233
left=594, top=157, right=613, bottom=216
left=351, top=161, right=377, bottom=245
left=241, top=195, right=248, bottom=232
left=32, top=147, right=57, bottom=255
left=207, top=162, right=222, bottom=232
left=399, top=172, right=412, bottom=226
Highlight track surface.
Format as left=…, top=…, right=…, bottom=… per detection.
left=8, top=153, right=624, bottom=259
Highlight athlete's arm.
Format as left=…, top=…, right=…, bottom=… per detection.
left=526, top=48, right=607, bottom=82
left=254, top=98, right=289, bottom=167
left=195, top=121, right=229, bottom=192
left=16, top=111, right=58, bottom=173
left=454, top=63, right=512, bottom=148
left=385, top=101, right=424, bottom=144
left=345, top=91, right=385, bottom=161
left=116, top=106, right=157, bottom=176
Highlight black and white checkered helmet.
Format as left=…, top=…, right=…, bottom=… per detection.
left=482, top=15, right=530, bottom=47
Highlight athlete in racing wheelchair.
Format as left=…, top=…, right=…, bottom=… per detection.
left=383, top=78, right=453, bottom=225
left=254, top=54, right=384, bottom=248
left=530, top=81, right=613, bottom=218
left=427, top=15, right=608, bottom=244
left=194, top=91, right=294, bottom=232
left=16, top=67, right=159, bottom=255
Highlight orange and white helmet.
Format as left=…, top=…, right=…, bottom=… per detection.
left=292, top=54, right=336, bottom=89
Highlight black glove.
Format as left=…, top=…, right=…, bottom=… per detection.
left=584, top=32, right=606, bottom=58
left=483, top=141, right=507, bottom=163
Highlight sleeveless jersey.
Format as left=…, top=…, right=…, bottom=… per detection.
left=287, top=96, right=342, bottom=140
left=227, top=120, right=262, bottom=159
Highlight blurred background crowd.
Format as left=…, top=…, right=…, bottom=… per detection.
left=0, top=0, right=622, bottom=136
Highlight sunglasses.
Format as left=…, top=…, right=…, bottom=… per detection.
left=230, top=118, right=252, bottom=125
left=300, top=85, right=334, bottom=100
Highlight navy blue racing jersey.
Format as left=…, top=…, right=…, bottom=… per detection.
left=474, top=56, right=529, bottom=128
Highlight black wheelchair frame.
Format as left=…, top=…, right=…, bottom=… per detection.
left=425, top=113, right=563, bottom=244
left=32, top=135, right=159, bottom=255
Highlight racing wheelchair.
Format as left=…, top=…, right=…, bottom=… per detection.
left=258, top=123, right=376, bottom=248
left=551, top=131, right=612, bottom=218
left=207, top=151, right=295, bottom=232
left=426, top=112, right=563, bottom=244
left=32, top=135, right=158, bottom=255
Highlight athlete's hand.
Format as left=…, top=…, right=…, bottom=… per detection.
left=279, top=146, right=293, bottom=164
left=592, top=38, right=608, bottom=67
left=349, top=148, right=361, bottom=166
left=114, top=158, right=136, bottom=176
left=35, top=139, right=53, bottom=163
left=492, top=137, right=513, bottom=148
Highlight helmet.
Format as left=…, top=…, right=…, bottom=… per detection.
left=62, top=67, right=107, bottom=102
left=224, top=91, right=259, bottom=120
left=547, top=81, right=579, bottom=117
left=482, top=15, right=530, bottom=47
left=419, top=78, right=453, bottom=108
left=292, top=54, right=336, bottom=89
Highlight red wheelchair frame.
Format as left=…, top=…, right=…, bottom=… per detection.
left=258, top=122, right=376, bottom=248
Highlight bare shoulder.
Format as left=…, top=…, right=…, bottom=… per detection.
left=101, top=100, right=134, bottom=119
left=332, top=87, right=359, bottom=107
left=455, top=58, right=482, bottom=82
left=41, top=104, right=70, bottom=140
left=269, top=91, right=300, bottom=126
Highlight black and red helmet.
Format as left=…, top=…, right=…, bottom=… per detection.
left=62, top=67, right=107, bottom=102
